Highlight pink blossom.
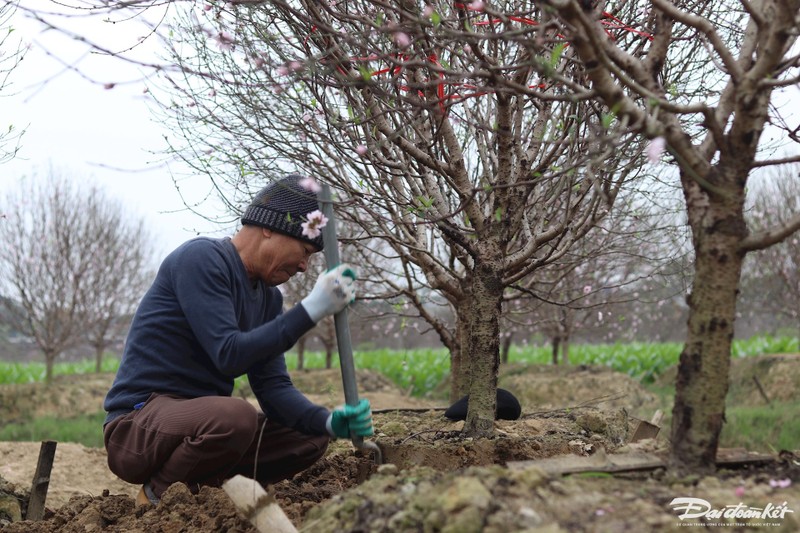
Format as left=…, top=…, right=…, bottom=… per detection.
left=423, top=5, right=434, bottom=16
left=214, top=31, right=235, bottom=51
left=289, top=61, right=303, bottom=71
left=299, top=177, right=322, bottom=193
left=355, top=145, right=368, bottom=156
left=208, top=89, right=217, bottom=97
left=276, top=66, right=289, bottom=76
left=254, top=57, right=265, bottom=69
left=646, top=137, right=666, bottom=164
left=301, top=210, right=328, bottom=239
left=470, top=0, right=485, bottom=11
left=769, top=478, right=792, bottom=489
left=394, top=32, right=411, bottom=48
left=583, top=285, right=592, bottom=295
left=734, top=486, right=746, bottom=497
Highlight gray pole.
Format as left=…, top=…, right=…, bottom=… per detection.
left=319, top=185, right=382, bottom=463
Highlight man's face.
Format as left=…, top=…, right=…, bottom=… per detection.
left=260, top=231, right=318, bottom=286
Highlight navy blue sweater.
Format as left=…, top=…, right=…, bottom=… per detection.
left=103, top=237, right=330, bottom=435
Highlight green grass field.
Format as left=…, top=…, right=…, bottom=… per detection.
left=0, top=335, right=797, bottom=451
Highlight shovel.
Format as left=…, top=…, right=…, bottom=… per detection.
left=319, top=185, right=382, bottom=464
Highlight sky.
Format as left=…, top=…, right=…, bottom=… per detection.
left=2, top=3, right=225, bottom=258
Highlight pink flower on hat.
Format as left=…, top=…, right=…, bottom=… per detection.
left=301, top=210, right=328, bottom=239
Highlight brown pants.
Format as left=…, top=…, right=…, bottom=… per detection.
left=103, top=393, right=329, bottom=497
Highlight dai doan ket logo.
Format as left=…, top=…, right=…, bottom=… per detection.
left=670, top=497, right=794, bottom=522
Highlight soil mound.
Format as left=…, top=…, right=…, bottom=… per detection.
left=2, top=359, right=798, bottom=531
left=656, top=353, right=800, bottom=406
left=0, top=374, right=112, bottom=424
left=498, top=363, right=658, bottom=417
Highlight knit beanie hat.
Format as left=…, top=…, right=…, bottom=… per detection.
left=241, top=174, right=325, bottom=250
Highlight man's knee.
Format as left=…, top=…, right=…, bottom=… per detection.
left=200, top=398, right=260, bottom=441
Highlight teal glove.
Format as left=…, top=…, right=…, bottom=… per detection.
left=301, top=264, right=357, bottom=323
left=327, top=399, right=374, bottom=439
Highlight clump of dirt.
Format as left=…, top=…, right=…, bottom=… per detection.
left=374, top=408, right=632, bottom=472
left=271, top=451, right=377, bottom=523
left=0, top=476, right=25, bottom=525
left=303, top=457, right=800, bottom=533
left=1, top=482, right=259, bottom=533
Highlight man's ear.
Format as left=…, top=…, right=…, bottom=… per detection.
left=261, top=227, right=273, bottom=238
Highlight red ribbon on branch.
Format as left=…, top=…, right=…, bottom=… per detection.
left=300, top=6, right=651, bottom=111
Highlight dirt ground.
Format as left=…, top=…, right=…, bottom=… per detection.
left=1, top=360, right=799, bottom=532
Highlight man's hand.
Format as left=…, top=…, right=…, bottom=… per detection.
left=301, top=264, right=357, bottom=322
left=327, top=399, right=373, bottom=439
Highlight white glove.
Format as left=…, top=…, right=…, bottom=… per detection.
left=301, top=264, right=357, bottom=323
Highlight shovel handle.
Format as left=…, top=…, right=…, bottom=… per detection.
left=319, top=185, right=364, bottom=447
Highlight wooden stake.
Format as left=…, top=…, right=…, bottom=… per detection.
left=222, top=475, right=297, bottom=533
left=752, top=376, right=771, bottom=405
left=26, top=440, right=57, bottom=521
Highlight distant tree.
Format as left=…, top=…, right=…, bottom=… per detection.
left=741, top=170, right=800, bottom=337
left=80, top=209, right=154, bottom=373
left=504, top=186, right=689, bottom=363
left=0, top=171, right=155, bottom=383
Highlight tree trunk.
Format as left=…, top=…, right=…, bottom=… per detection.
left=94, top=343, right=104, bottom=373
left=44, top=349, right=56, bottom=385
left=561, top=334, right=570, bottom=366
left=463, top=262, right=503, bottom=437
left=296, top=337, right=306, bottom=371
left=551, top=336, right=561, bottom=365
left=323, top=318, right=335, bottom=369
left=669, top=185, right=747, bottom=475
left=500, top=334, right=512, bottom=364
